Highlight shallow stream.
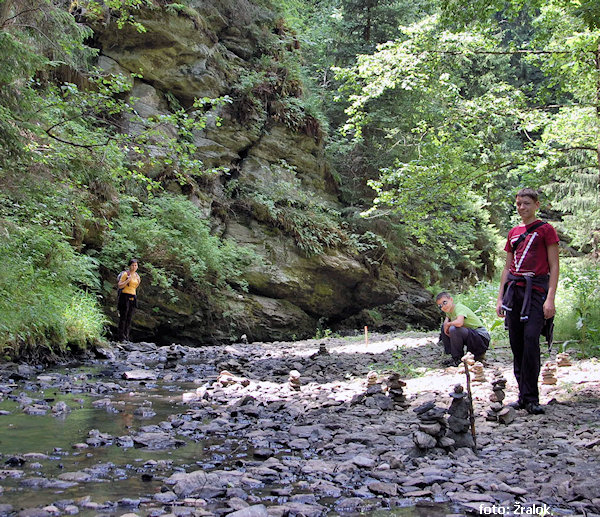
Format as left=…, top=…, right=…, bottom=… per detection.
left=0, top=363, right=452, bottom=516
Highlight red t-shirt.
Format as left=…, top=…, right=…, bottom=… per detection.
left=504, top=220, right=559, bottom=276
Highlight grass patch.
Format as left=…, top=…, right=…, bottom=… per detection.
left=0, top=222, right=106, bottom=360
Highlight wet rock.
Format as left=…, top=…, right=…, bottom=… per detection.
left=133, top=406, right=157, bottom=418
left=154, top=491, right=178, bottom=503
left=5, top=456, right=25, bottom=467
left=132, top=432, right=184, bottom=450
left=23, top=404, right=49, bottom=416
left=122, top=370, right=158, bottom=381
left=16, top=509, right=53, bottom=517
left=19, top=478, right=77, bottom=490
left=227, top=505, right=268, bottom=517
left=58, top=471, right=92, bottom=482
left=51, top=401, right=70, bottom=416
left=86, top=429, right=113, bottom=447
left=367, top=481, right=397, bottom=496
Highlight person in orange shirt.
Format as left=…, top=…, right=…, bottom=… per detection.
left=117, top=258, right=141, bottom=343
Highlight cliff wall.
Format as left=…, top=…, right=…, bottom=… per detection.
left=93, top=0, right=438, bottom=343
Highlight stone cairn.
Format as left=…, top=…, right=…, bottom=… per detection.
left=462, top=352, right=475, bottom=367
left=311, top=343, right=330, bottom=359
left=288, top=370, right=301, bottom=391
left=486, top=376, right=516, bottom=424
left=446, top=384, right=475, bottom=449
left=557, top=352, right=572, bottom=367
left=350, top=371, right=403, bottom=411
left=385, top=372, right=409, bottom=409
left=412, top=400, right=452, bottom=450
left=367, top=371, right=379, bottom=387
left=462, top=351, right=486, bottom=382
left=471, top=361, right=487, bottom=383
left=541, top=361, right=558, bottom=385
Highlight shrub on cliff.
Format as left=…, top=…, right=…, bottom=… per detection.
left=100, top=193, right=257, bottom=302
left=0, top=223, right=106, bottom=360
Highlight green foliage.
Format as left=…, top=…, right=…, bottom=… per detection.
left=454, top=281, right=505, bottom=342
left=438, top=0, right=600, bottom=254
left=83, top=0, right=153, bottom=32
left=231, top=161, right=380, bottom=256
left=555, top=259, right=600, bottom=357
left=0, top=0, right=257, bottom=356
left=455, top=258, right=600, bottom=357
left=0, top=222, right=106, bottom=358
left=225, top=12, right=326, bottom=139
left=100, top=194, right=257, bottom=301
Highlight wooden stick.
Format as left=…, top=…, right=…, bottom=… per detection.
left=463, top=359, right=477, bottom=453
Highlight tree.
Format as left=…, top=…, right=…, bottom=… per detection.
left=440, top=0, right=600, bottom=253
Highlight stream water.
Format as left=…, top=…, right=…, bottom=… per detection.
left=0, top=364, right=454, bottom=516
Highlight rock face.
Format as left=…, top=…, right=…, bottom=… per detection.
left=94, top=1, right=439, bottom=343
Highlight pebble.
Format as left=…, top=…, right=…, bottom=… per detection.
left=0, top=334, right=598, bottom=516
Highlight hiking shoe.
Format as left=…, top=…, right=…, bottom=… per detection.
left=525, top=402, right=545, bottom=415
left=508, top=400, right=525, bottom=410
left=442, top=357, right=460, bottom=367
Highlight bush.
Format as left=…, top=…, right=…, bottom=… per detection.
left=0, top=222, right=106, bottom=359
left=554, top=258, right=600, bottom=357
left=100, top=193, right=256, bottom=301
left=455, top=258, right=600, bottom=357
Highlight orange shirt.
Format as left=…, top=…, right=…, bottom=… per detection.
left=121, top=272, right=140, bottom=295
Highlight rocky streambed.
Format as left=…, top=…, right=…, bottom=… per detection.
left=0, top=333, right=599, bottom=517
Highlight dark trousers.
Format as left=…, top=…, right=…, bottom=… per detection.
left=117, top=295, right=136, bottom=342
left=439, top=325, right=489, bottom=361
left=506, top=286, right=545, bottom=405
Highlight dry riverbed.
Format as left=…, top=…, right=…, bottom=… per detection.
left=0, top=332, right=599, bottom=517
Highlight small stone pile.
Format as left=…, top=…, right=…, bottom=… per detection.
left=165, top=344, right=185, bottom=366
left=471, top=361, right=487, bottom=383
left=367, top=371, right=378, bottom=387
left=541, top=361, right=557, bottom=385
left=412, top=400, right=451, bottom=450
left=486, top=376, right=516, bottom=424
left=385, top=372, right=409, bottom=409
left=462, top=352, right=475, bottom=367
left=216, top=370, right=251, bottom=388
left=350, top=372, right=399, bottom=411
left=557, top=352, right=572, bottom=367
left=446, top=384, right=474, bottom=449
left=288, top=370, right=301, bottom=391
left=311, top=343, right=330, bottom=359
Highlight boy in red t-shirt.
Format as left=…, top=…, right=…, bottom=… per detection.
left=496, top=188, right=560, bottom=415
